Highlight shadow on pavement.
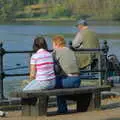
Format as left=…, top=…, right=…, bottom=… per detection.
left=104, top=118, right=120, bottom=120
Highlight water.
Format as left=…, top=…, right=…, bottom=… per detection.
left=0, top=23, right=120, bottom=97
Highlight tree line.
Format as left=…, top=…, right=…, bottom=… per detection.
left=0, top=0, right=120, bottom=22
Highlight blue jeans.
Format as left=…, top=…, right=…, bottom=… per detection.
left=56, top=76, right=81, bottom=113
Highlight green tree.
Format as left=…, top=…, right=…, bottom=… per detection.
left=0, top=0, right=23, bottom=22
left=48, top=3, right=71, bottom=18
left=112, top=9, right=120, bottom=20
left=110, top=0, right=120, bottom=20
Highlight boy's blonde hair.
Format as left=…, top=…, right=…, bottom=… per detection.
left=52, top=35, right=66, bottom=47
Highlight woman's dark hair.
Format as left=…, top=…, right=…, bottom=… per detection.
left=33, top=36, right=48, bottom=52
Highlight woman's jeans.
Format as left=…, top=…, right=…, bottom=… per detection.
left=23, top=79, right=55, bottom=91
left=56, top=76, right=81, bottom=113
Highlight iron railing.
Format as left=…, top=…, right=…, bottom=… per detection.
left=0, top=40, right=110, bottom=100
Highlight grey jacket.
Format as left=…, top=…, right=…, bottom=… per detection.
left=54, top=47, right=80, bottom=75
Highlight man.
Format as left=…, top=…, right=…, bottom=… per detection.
left=72, top=19, right=100, bottom=69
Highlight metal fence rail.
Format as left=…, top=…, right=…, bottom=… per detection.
left=0, top=40, right=111, bottom=100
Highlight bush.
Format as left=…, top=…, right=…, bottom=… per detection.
left=112, top=10, right=120, bottom=20
left=76, top=14, right=91, bottom=20
left=48, top=4, right=72, bottom=18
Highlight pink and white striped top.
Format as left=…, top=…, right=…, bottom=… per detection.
left=30, top=49, right=55, bottom=88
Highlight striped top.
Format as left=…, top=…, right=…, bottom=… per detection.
left=30, top=49, right=55, bottom=87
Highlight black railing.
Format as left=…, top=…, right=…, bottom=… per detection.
left=0, top=40, right=110, bottom=100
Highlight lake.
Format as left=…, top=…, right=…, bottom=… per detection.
left=0, top=22, right=120, bottom=97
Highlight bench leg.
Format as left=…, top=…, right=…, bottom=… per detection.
left=88, top=90, right=101, bottom=110
left=77, top=93, right=92, bottom=112
left=94, top=90, right=101, bottom=109
left=22, top=105, right=31, bottom=116
left=38, top=95, right=48, bottom=116
left=22, top=95, right=48, bottom=116
left=22, top=97, right=37, bottom=116
left=31, top=95, right=48, bottom=116
left=77, top=91, right=101, bottom=112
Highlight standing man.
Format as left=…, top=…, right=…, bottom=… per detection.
left=72, top=19, right=100, bottom=69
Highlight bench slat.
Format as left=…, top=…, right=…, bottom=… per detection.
left=12, top=86, right=111, bottom=98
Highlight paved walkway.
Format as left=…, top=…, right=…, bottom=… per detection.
left=1, top=84, right=120, bottom=120
left=1, top=107, right=120, bottom=120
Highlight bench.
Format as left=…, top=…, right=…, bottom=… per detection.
left=13, top=86, right=111, bottom=116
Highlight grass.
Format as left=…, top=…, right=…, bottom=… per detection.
left=15, top=17, right=75, bottom=22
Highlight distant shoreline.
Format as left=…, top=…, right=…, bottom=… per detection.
left=15, top=18, right=75, bottom=22
left=15, top=18, right=120, bottom=24
left=0, top=18, right=120, bottom=26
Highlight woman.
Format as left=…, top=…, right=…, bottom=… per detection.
left=23, top=36, right=55, bottom=91
left=52, top=35, right=81, bottom=113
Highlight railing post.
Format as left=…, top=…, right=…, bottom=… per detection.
left=102, top=40, right=109, bottom=85
left=98, top=53, right=102, bottom=86
left=0, top=41, right=5, bottom=100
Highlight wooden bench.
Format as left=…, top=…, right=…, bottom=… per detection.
left=13, top=86, right=111, bottom=116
